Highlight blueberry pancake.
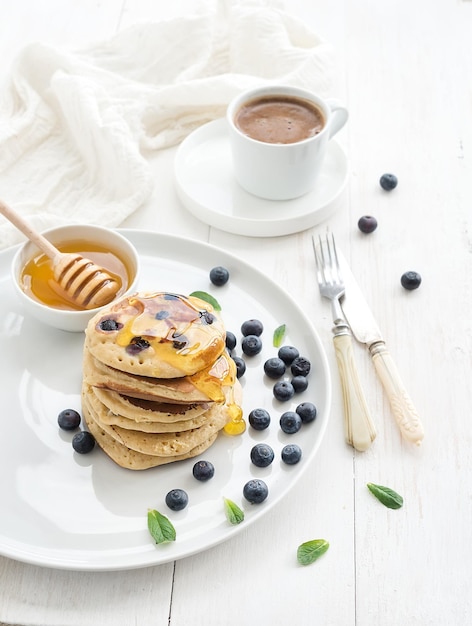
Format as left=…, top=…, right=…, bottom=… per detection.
left=81, top=291, right=243, bottom=470
left=85, top=292, right=226, bottom=379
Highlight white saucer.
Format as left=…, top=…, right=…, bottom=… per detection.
left=174, top=118, right=349, bottom=237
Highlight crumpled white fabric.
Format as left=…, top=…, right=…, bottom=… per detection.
left=0, top=0, right=335, bottom=250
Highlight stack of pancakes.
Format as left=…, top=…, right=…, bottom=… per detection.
left=82, top=291, right=242, bottom=470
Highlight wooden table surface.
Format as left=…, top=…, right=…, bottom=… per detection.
left=1, top=1, right=472, bottom=624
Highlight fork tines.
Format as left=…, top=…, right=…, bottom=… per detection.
left=312, top=232, right=342, bottom=286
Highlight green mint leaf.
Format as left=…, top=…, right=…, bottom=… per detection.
left=297, top=539, right=329, bottom=566
left=189, top=291, right=222, bottom=311
left=273, top=324, right=286, bottom=347
left=147, top=509, right=176, bottom=544
left=367, top=483, right=403, bottom=509
left=223, top=497, right=245, bottom=525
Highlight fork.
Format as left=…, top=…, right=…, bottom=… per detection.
left=312, top=233, right=376, bottom=452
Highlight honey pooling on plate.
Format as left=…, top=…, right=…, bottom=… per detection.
left=223, top=391, right=246, bottom=435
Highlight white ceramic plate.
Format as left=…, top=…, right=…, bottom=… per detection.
left=0, top=230, right=331, bottom=571
left=174, top=118, right=349, bottom=237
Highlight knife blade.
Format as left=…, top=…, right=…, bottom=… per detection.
left=338, top=252, right=424, bottom=446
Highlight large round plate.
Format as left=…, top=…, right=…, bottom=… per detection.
left=0, top=231, right=330, bottom=571
left=174, top=118, right=349, bottom=237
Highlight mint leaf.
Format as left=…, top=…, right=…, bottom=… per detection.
left=297, top=539, right=329, bottom=566
left=189, top=291, right=221, bottom=311
left=367, top=483, right=403, bottom=509
left=223, top=498, right=245, bottom=525
left=273, top=324, right=286, bottom=348
left=147, top=509, right=176, bottom=544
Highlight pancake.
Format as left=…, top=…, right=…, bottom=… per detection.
left=92, top=387, right=210, bottom=424
left=89, top=387, right=212, bottom=433
left=83, top=347, right=236, bottom=404
left=84, top=384, right=232, bottom=457
left=83, top=395, right=218, bottom=470
left=85, top=292, right=226, bottom=378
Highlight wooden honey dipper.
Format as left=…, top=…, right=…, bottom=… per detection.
left=0, top=200, right=122, bottom=310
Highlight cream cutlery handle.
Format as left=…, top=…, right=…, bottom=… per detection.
left=333, top=332, right=376, bottom=452
left=370, top=341, right=424, bottom=445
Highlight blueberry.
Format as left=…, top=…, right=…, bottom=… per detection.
left=278, top=345, right=299, bottom=365
left=280, top=411, right=302, bottom=434
left=209, top=266, right=229, bottom=286
left=358, top=215, right=378, bottom=234
left=379, top=173, right=398, bottom=190
left=232, top=356, right=246, bottom=378
left=248, top=408, right=271, bottom=431
left=243, top=479, right=269, bottom=504
left=281, top=444, right=302, bottom=465
left=72, top=431, right=95, bottom=454
left=99, top=318, right=122, bottom=331
left=241, top=319, right=263, bottom=337
left=57, top=409, right=81, bottom=431
left=225, top=331, right=237, bottom=351
left=250, top=443, right=275, bottom=468
left=291, top=376, right=308, bottom=393
left=263, top=357, right=286, bottom=379
left=165, top=489, right=189, bottom=511
left=126, top=337, right=150, bottom=355
left=199, top=311, right=215, bottom=325
left=273, top=381, right=295, bottom=402
left=241, top=334, right=263, bottom=356
left=296, top=402, right=317, bottom=423
left=290, top=356, right=311, bottom=377
left=192, top=460, right=215, bottom=481
left=401, top=271, right=422, bottom=290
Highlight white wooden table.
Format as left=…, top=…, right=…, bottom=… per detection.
left=1, top=1, right=472, bottom=624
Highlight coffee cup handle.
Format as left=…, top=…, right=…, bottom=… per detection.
left=326, top=99, right=349, bottom=138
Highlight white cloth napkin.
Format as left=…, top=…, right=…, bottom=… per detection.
left=0, top=0, right=335, bottom=250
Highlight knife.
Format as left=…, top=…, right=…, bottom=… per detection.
left=338, top=252, right=424, bottom=446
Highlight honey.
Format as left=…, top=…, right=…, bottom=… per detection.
left=20, top=239, right=133, bottom=311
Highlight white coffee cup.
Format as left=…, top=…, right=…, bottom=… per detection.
left=227, top=85, right=348, bottom=201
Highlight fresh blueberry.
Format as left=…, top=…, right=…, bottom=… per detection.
left=241, top=319, right=264, bottom=337
left=243, top=479, right=269, bottom=504
left=358, top=215, right=378, bottom=234
left=279, top=411, right=302, bottom=434
left=225, top=331, right=237, bottom=351
left=291, top=376, right=308, bottom=393
left=290, top=356, right=311, bottom=377
left=250, top=443, right=275, bottom=468
left=57, top=409, right=81, bottom=431
left=192, top=460, right=215, bottom=481
left=209, top=266, right=229, bottom=286
left=263, top=357, right=286, bottom=379
left=273, top=381, right=295, bottom=402
left=379, top=173, right=398, bottom=190
left=72, top=431, right=95, bottom=454
left=248, top=408, right=271, bottom=431
left=281, top=444, right=302, bottom=465
left=241, top=335, right=263, bottom=356
left=296, top=402, right=317, bottom=423
left=277, top=345, right=299, bottom=365
left=401, top=271, right=422, bottom=290
left=232, top=356, right=246, bottom=378
left=165, top=489, right=189, bottom=511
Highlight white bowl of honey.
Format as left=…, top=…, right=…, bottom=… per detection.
left=11, top=224, right=140, bottom=332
